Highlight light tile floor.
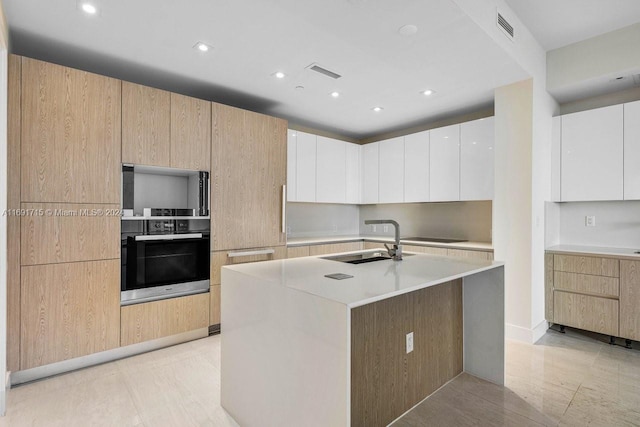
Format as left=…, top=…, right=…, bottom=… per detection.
left=1, top=328, right=639, bottom=426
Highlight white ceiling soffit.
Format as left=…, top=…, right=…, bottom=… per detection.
left=505, top=0, right=640, bottom=51
left=4, top=0, right=529, bottom=139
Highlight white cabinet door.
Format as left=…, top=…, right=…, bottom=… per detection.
left=361, top=142, right=379, bottom=204
left=430, top=124, right=460, bottom=202
left=561, top=104, right=623, bottom=201
left=287, top=130, right=297, bottom=201
left=551, top=116, right=562, bottom=202
left=316, top=136, right=346, bottom=203
left=295, top=131, right=317, bottom=202
left=624, top=100, right=640, bottom=200
left=345, top=143, right=361, bottom=204
left=460, top=117, right=494, bottom=201
left=378, top=137, right=405, bottom=203
left=404, top=131, right=430, bottom=202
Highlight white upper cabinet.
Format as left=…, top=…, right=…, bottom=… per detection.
left=551, top=116, right=562, bottom=202
left=295, top=131, right=317, bottom=202
left=316, top=136, right=346, bottom=203
left=287, top=130, right=297, bottom=201
left=561, top=104, right=623, bottom=201
left=430, top=124, right=460, bottom=202
left=378, top=137, right=405, bottom=204
left=460, top=118, right=494, bottom=201
left=624, top=100, right=640, bottom=200
left=361, top=142, right=379, bottom=204
left=404, top=131, right=430, bottom=203
left=345, top=143, right=361, bottom=204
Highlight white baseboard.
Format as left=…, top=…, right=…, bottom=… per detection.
left=506, top=320, right=549, bottom=344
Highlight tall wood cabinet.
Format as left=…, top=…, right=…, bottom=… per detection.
left=170, top=93, right=211, bottom=170
left=210, top=103, right=287, bottom=251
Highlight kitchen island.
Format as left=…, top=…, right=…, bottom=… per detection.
left=220, top=250, right=505, bottom=427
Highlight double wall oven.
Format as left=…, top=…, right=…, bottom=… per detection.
left=121, top=165, right=211, bottom=306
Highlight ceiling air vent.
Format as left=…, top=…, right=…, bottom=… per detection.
left=497, top=12, right=514, bottom=40
left=306, top=63, right=342, bottom=79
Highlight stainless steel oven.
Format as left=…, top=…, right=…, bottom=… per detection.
left=121, top=219, right=210, bottom=305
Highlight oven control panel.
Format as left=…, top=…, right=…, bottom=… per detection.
left=147, top=220, right=189, bottom=234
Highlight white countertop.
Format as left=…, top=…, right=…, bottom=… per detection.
left=224, top=250, right=503, bottom=308
left=287, top=235, right=493, bottom=251
left=546, top=244, right=640, bottom=259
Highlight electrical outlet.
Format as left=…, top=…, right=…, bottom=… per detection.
left=371, top=225, right=377, bottom=232
left=585, top=216, right=596, bottom=227
left=406, top=332, right=414, bottom=354
left=383, top=225, right=389, bottom=233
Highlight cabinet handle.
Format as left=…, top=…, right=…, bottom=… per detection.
left=282, top=184, right=287, bottom=234
left=228, top=248, right=275, bottom=258
left=135, top=233, right=203, bottom=241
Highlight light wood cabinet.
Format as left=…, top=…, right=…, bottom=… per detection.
left=447, top=248, right=492, bottom=260
left=553, top=291, right=619, bottom=336
left=7, top=54, right=22, bottom=372
left=120, top=293, right=209, bottom=346
left=308, top=242, right=363, bottom=256
left=20, top=260, right=120, bottom=369
left=545, top=253, right=554, bottom=322
left=210, top=285, right=221, bottom=326
left=211, top=103, right=287, bottom=251
left=21, top=57, right=121, bottom=203
left=553, top=272, right=619, bottom=298
left=20, top=203, right=120, bottom=265
left=122, top=81, right=171, bottom=167
left=363, top=241, right=385, bottom=250
left=404, top=245, right=448, bottom=256
left=553, top=254, right=619, bottom=277
left=170, top=93, right=211, bottom=171
left=561, top=104, right=623, bottom=201
left=287, top=246, right=311, bottom=258
left=620, top=260, right=640, bottom=341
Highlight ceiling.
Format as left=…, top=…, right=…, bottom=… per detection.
left=505, top=0, right=640, bottom=51
left=4, top=0, right=529, bottom=139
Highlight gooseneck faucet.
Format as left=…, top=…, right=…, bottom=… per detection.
left=364, top=219, right=403, bottom=261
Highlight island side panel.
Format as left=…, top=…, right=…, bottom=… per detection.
left=462, top=265, right=505, bottom=385
left=220, top=267, right=349, bottom=427
left=350, top=279, right=463, bottom=427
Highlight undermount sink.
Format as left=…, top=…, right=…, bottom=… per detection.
left=322, top=251, right=413, bottom=264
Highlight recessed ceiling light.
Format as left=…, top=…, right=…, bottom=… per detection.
left=398, top=24, right=418, bottom=37
left=81, top=3, right=97, bottom=14
left=194, top=42, right=211, bottom=52
left=472, top=141, right=477, bottom=145
left=421, top=89, right=435, bottom=96
left=331, top=91, right=340, bottom=98
left=274, top=71, right=286, bottom=79
left=372, top=107, right=383, bottom=112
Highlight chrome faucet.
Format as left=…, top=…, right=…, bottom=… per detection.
left=364, top=219, right=403, bottom=261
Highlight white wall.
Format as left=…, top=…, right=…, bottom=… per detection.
left=0, top=0, right=8, bottom=415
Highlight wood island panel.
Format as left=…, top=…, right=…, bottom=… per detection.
left=21, top=57, right=121, bottom=203
left=553, top=254, right=619, bottom=277
left=122, top=81, right=171, bottom=167
left=20, top=203, right=120, bottom=265
left=120, top=293, right=209, bottom=346
left=211, top=103, right=287, bottom=250
left=553, top=271, right=619, bottom=298
left=308, top=241, right=363, bottom=256
left=553, top=291, right=619, bottom=336
left=170, top=93, right=211, bottom=171
left=620, top=260, right=640, bottom=341
left=7, top=54, right=22, bottom=372
left=20, top=260, right=120, bottom=369
left=351, top=280, right=463, bottom=427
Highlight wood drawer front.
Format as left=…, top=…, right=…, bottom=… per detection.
left=545, top=253, right=554, bottom=322
left=404, top=245, right=448, bottom=256
left=447, top=248, right=491, bottom=260
left=363, top=241, right=385, bottom=250
left=287, top=246, right=310, bottom=259
left=211, top=246, right=286, bottom=285
left=553, top=291, right=619, bottom=336
left=21, top=260, right=120, bottom=369
left=553, top=272, right=619, bottom=298
left=620, top=260, right=640, bottom=341
left=553, top=254, right=619, bottom=277
left=120, top=293, right=209, bottom=346
left=21, top=203, right=120, bottom=265
left=308, top=242, right=363, bottom=256
left=210, top=285, right=221, bottom=326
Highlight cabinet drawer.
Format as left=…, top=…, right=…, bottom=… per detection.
left=364, top=241, right=385, bottom=250
left=404, top=245, right=448, bottom=256
left=211, top=246, right=286, bottom=285
left=553, top=254, right=619, bottom=277
left=554, top=272, right=619, bottom=298
left=553, top=291, right=619, bottom=336
left=210, top=285, right=221, bottom=326
left=308, top=242, right=363, bottom=256
left=447, top=249, right=491, bottom=260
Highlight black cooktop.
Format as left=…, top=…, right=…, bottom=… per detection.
left=402, top=237, right=468, bottom=244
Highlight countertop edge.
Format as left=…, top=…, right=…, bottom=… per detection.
left=546, top=245, right=640, bottom=260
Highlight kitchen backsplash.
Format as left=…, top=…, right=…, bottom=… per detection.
left=286, top=201, right=493, bottom=242
left=551, top=200, right=640, bottom=248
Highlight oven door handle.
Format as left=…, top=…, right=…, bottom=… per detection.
left=134, top=233, right=203, bottom=241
